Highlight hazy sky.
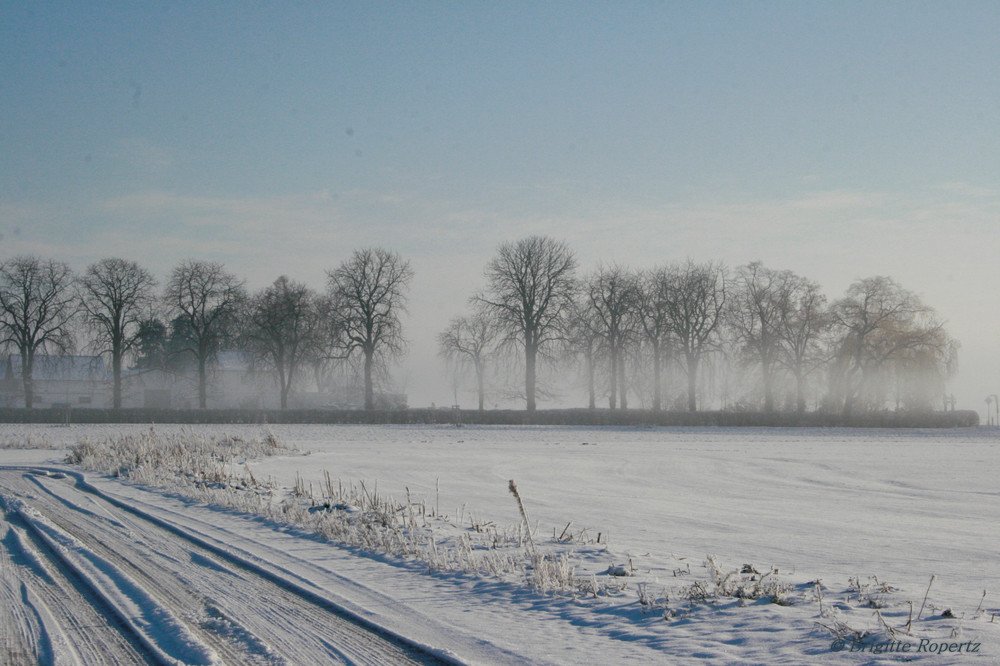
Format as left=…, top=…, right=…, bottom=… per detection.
left=3, top=2, right=999, bottom=414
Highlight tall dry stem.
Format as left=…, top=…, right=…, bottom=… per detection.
left=508, top=480, right=535, bottom=552
left=918, top=575, right=935, bottom=620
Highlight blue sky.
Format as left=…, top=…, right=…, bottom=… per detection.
left=2, top=2, right=999, bottom=411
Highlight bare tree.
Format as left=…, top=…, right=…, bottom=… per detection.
left=585, top=265, right=640, bottom=410
left=662, top=260, right=727, bottom=412
left=327, top=248, right=413, bottom=410
left=776, top=273, right=829, bottom=412
left=638, top=267, right=674, bottom=411
left=164, top=260, right=246, bottom=409
left=437, top=312, right=497, bottom=411
left=475, top=236, right=577, bottom=412
left=830, top=276, right=955, bottom=414
left=726, top=262, right=790, bottom=412
left=244, top=276, right=328, bottom=409
left=0, top=256, right=77, bottom=408
left=78, top=258, right=158, bottom=409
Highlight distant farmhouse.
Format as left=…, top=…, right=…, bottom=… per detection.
left=118, top=367, right=181, bottom=409
left=1, top=355, right=109, bottom=409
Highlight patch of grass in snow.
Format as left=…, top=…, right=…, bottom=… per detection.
left=808, top=573, right=1000, bottom=650
left=66, top=428, right=292, bottom=512
left=703, top=556, right=793, bottom=605
left=0, top=433, right=61, bottom=450
left=628, top=554, right=997, bottom=652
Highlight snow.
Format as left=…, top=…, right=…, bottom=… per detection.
left=1, top=423, right=998, bottom=664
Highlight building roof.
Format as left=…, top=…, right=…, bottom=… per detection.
left=215, top=350, right=251, bottom=371
left=8, top=355, right=107, bottom=382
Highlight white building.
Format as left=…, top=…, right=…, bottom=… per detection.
left=1, top=355, right=109, bottom=409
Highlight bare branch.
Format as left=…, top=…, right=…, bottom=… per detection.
left=327, top=248, right=413, bottom=410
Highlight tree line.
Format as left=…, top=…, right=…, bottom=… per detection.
left=439, top=236, right=958, bottom=415
left=0, top=250, right=410, bottom=410
left=0, top=236, right=958, bottom=414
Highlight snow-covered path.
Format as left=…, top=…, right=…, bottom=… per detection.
left=0, top=467, right=455, bottom=665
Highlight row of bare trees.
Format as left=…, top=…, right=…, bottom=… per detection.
left=0, top=237, right=958, bottom=414
left=440, top=236, right=958, bottom=414
left=0, top=250, right=412, bottom=410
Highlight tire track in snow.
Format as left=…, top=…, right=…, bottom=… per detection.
left=0, top=509, right=149, bottom=665
left=13, top=498, right=225, bottom=665
left=0, top=521, right=37, bottom=666
left=0, top=468, right=454, bottom=665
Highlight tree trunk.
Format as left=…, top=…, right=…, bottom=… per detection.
left=608, top=350, right=618, bottom=410
left=364, top=351, right=374, bottom=410
left=619, top=354, right=628, bottom=410
left=795, top=370, right=806, bottom=412
left=586, top=349, right=595, bottom=410
left=762, top=360, right=774, bottom=413
left=525, top=343, right=537, bottom=412
left=21, top=352, right=33, bottom=409
left=843, top=395, right=854, bottom=416
left=652, top=344, right=661, bottom=411
left=843, top=367, right=861, bottom=415
left=279, top=366, right=288, bottom=409
left=686, top=353, right=699, bottom=412
left=112, top=351, right=123, bottom=410
left=198, top=355, right=208, bottom=409
left=476, top=360, right=485, bottom=411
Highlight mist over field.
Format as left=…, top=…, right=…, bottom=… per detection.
left=0, top=244, right=970, bottom=427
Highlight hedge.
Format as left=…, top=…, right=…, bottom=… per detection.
left=0, top=407, right=979, bottom=428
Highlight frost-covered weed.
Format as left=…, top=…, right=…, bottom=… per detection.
left=66, top=428, right=296, bottom=518
left=636, top=583, right=677, bottom=619
left=527, top=553, right=574, bottom=594
left=67, top=427, right=291, bottom=484
left=680, top=556, right=792, bottom=606
left=847, top=575, right=897, bottom=609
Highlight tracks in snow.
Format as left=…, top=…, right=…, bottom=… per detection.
left=0, top=467, right=452, bottom=665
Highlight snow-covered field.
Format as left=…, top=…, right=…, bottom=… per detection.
left=1, top=423, right=998, bottom=664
